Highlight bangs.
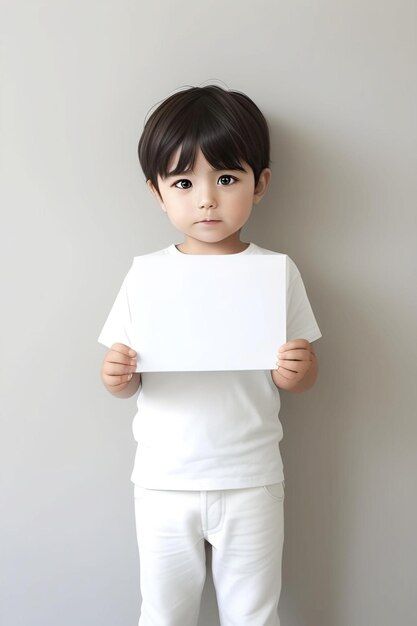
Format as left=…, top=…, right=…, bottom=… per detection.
left=160, top=116, right=248, bottom=180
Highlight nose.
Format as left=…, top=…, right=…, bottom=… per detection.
left=198, top=200, right=216, bottom=209
left=197, top=186, right=217, bottom=210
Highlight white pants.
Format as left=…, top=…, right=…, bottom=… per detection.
left=134, top=482, right=285, bottom=626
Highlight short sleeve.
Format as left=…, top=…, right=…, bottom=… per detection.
left=286, top=257, right=322, bottom=343
left=97, top=266, right=135, bottom=350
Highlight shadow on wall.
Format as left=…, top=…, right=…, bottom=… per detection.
left=280, top=288, right=392, bottom=625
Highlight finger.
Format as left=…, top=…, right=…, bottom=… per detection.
left=279, top=349, right=312, bottom=362
left=106, top=351, right=137, bottom=368
left=275, top=366, right=300, bottom=381
left=103, top=361, right=137, bottom=376
left=104, top=374, right=134, bottom=389
left=277, top=365, right=298, bottom=376
left=279, top=339, right=311, bottom=353
left=275, top=357, right=298, bottom=375
left=276, top=359, right=311, bottom=375
left=110, top=343, right=137, bottom=357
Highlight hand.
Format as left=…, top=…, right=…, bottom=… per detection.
left=275, top=339, right=314, bottom=386
left=277, top=339, right=313, bottom=383
left=101, top=343, right=138, bottom=393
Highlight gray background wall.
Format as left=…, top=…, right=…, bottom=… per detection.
left=1, top=1, right=416, bottom=625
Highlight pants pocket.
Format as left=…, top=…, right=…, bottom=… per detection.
left=262, top=481, right=285, bottom=502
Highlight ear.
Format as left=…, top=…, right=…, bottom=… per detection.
left=253, top=168, right=271, bottom=205
left=147, top=180, right=166, bottom=212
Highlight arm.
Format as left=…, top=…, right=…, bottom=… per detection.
left=100, top=343, right=141, bottom=399
left=271, top=339, right=318, bottom=393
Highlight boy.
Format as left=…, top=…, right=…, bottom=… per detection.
left=98, top=85, right=321, bottom=626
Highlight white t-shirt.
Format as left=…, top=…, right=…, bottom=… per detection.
left=98, top=242, right=322, bottom=490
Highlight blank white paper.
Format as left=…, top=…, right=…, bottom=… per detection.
left=129, top=254, right=287, bottom=372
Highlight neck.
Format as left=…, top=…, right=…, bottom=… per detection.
left=176, top=236, right=250, bottom=255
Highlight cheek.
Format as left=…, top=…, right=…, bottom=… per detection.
left=234, top=192, right=254, bottom=214
left=236, top=185, right=254, bottom=203
left=167, top=203, right=189, bottom=223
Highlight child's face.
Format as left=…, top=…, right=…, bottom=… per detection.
left=147, top=148, right=271, bottom=254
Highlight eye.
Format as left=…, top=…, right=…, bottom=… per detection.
left=173, top=179, right=192, bottom=189
left=218, top=175, right=237, bottom=186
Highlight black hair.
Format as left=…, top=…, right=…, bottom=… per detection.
left=138, top=85, right=270, bottom=196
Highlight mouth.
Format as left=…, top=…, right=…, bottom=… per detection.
left=197, top=219, right=221, bottom=223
